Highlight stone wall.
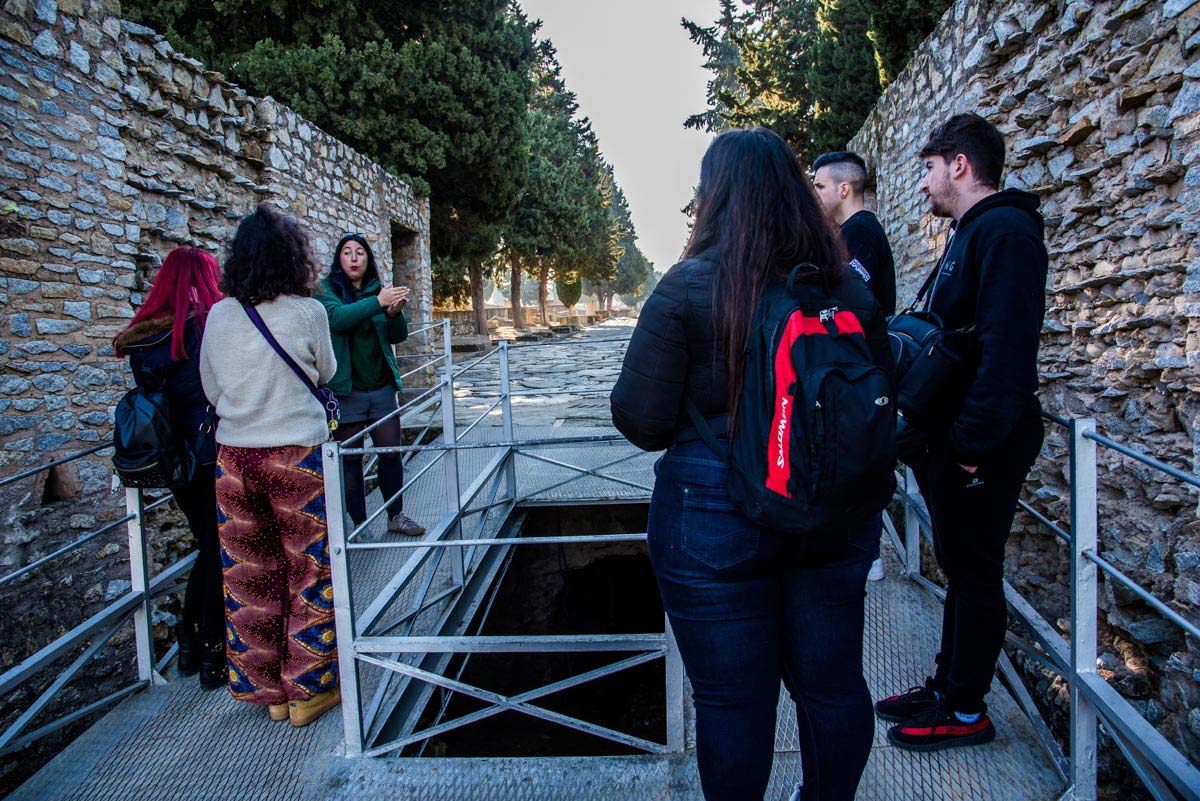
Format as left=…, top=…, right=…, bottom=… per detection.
left=849, top=0, right=1200, bottom=774
left=0, top=0, right=431, bottom=477
left=0, top=0, right=431, bottom=789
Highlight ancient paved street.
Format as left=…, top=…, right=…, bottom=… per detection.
left=450, top=319, right=634, bottom=430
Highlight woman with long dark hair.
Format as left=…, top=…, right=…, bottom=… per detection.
left=316, top=234, right=421, bottom=535
left=199, top=204, right=340, bottom=727
left=610, top=128, right=893, bottom=800
left=115, top=246, right=225, bottom=689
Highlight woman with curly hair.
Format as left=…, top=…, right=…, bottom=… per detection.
left=115, top=246, right=225, bottom=690
left=199, top=204, right=340, bottom=727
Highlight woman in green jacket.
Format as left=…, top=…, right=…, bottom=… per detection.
left=318, top=234, right=424, bottom=536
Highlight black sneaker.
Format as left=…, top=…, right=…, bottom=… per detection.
left=874, top=677, right=940, bottom=722
left=888, top=704, right=996, bottom=752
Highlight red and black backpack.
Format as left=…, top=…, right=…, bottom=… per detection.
left=686, top=265, right=897, bottom=537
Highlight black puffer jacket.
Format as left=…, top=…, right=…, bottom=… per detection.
left=116, top=315, right=216, bottom=464
left=611, top=251, right=892, bottom=452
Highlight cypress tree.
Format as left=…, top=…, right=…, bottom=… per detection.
left=865, top=0, right=953, bottom=87
left=122, top=0, right=539, bottom=333
left=806, top=0, right=881, bottom=157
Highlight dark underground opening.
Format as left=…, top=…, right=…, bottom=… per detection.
left=412, top=502, right=664, bottom=757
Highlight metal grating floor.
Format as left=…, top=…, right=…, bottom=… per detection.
left=11, top=422, right=1065, bottom=801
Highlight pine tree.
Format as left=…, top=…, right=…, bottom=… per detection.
left=684, top=0, right=953, bottom=157
left=807, top=0, right=881, bottom=156
left=682, top=0, right=744, bottom=135
left=683, top=1, right=820, bottom=155
left=122, top=0, right=539, bottom=332
left=864, top=0, right=953, bottom=87
left=505, top=41, right=617, bottom=327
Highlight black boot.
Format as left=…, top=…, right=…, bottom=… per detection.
left=175, top=623, right=199, bottom=676
left=198, top=641, right=226, bottom=691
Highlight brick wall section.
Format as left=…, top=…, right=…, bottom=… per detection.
left=849, top=0, right=1200, bottom=765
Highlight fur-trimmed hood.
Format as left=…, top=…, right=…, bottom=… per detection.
left=114, top=315, right=174, bottom=351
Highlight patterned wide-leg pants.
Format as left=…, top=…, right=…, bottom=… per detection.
left=214, top=443, right=338, bottom=705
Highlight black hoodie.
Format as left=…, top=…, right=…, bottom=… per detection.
left=924, top=188, right=1047, bottom=465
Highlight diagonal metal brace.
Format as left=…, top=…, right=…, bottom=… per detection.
left=357, top=653, right=668, bottom=755
left=515, top=449, right=654, bottom=496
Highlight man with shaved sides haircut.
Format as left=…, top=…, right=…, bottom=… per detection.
left=812, top=151, right=896, bottom=317
left=812, top=150, right=896, bottom=585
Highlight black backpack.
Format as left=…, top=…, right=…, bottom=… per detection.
left=687, top=267, right=896, bottom=538
left=113, top=385, right=189, bottom=488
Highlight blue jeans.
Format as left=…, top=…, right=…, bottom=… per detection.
left=648, top=441, right=875, bottom=801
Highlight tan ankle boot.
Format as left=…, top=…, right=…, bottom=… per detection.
left=268, top=703, right=289, bottom=721
left=289, top=687, right=341, bottom=727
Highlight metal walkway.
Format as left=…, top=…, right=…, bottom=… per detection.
left=10, top=444, right=1063, bottom=801
left=16, top=322, right=1196, bottom=801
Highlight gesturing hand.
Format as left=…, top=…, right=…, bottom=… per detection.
left=385, top=286, right=410, bottom=317
left=377, top=285, right=407, bottom=308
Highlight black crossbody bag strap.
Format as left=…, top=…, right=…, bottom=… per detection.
left=902, top=262, right=941, bottom=316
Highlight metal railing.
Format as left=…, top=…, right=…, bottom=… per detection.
left=887, top=415, right=1200, bottom=801
left=5, top=312, right=1197, bottom=801
left=322, top=321, right=683, bottom=758
left=0, top=444, right=193, bottom=757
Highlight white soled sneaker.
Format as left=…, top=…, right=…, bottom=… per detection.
left=387, top=513, right=426, bottom=536
left=867, top=557, right=885, bottom=582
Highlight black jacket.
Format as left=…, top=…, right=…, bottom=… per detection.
left=924, top=189, right=1047, bottom=465
left=611, top=251, right=892, bottom=452
left=116, top=315, right=216, bottom=464
left=841, top=210, right=896, bottom=316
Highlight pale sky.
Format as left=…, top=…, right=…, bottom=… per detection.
left=518, top=0, right=720, bottom=274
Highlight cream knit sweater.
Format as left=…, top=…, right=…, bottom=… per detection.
left=200, top=295, right=337, bottom=448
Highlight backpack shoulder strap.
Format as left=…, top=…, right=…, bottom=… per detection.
left=241, top=302, right=321, bottom=398
left=684, top=397, right=730, bottom=463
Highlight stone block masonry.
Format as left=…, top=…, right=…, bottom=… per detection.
left=849, top=0, right=1200, bottom=773
left=0, top=0, right=431, bottom=479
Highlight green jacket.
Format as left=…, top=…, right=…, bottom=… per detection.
left=316, top=275, right=408, bottom=397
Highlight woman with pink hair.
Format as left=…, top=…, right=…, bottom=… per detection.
left=115, top=246, right=226, bottom=689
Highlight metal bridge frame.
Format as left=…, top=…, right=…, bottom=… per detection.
left=325, top=321, right=686, bottom=759
left=1, top=318, right=1198, bottom=801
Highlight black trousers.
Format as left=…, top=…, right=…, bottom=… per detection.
left=914, top=412, right=1043, bottom=714
left=171, top=462, right=225, bottom=646
left=334, top=415, right=405, bottom=526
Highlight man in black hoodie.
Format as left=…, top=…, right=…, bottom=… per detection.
left=874, top=113, right=1047, bottom=752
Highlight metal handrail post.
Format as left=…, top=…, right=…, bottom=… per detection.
left=1070, top=418, right=1099, bottom=801
left=499, top=341, right=517, bottom=504
left=903, top=466, right=921, bottom=578
left=441, top=320, right=464, bottom=583
left=664, top=617, right=686, bottom=752
left=124, top=488, right=155, bottom=684
left=323, top=439, right=364, bottom=757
